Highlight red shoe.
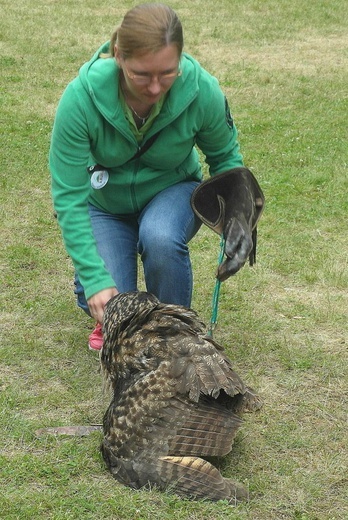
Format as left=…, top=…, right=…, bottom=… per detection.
left=88, top=323, right=103, bottom=351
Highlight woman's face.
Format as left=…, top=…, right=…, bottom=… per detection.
left=115, top=44, right=181, bottom=105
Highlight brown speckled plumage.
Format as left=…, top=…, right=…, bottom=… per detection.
left=100, top=291, right=261, bottom=503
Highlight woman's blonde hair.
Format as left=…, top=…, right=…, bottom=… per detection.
left=109, top=3, right=183, bottom=58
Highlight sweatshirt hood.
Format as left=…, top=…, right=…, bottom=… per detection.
left=78, top=42, right=122, bottom=126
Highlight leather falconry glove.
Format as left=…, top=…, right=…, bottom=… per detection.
left=191, top=167, right=265, bottom=282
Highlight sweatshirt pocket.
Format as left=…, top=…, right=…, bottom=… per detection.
left=175, top=149, right=201, bottom=179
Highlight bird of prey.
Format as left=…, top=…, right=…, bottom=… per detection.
left=100, top=291, right=262, bottom=503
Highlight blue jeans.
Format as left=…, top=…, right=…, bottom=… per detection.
left=74, top=181, right=202, bottom=314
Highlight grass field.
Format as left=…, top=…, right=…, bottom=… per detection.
left=1, top=0, right=347, bottom=518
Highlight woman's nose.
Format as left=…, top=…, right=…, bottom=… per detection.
left=147, top=76, right=162, bottom=95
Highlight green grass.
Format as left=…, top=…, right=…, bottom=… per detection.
left=1, top=0, right=347, bottom=518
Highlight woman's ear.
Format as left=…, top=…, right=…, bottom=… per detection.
left=114, top=45, right=122, bottom=65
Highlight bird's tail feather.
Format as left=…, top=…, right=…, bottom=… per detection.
left=156, top=455, right=248, bottom=503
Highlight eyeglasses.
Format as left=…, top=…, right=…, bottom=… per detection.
left=123, top=63, right=182, bottom=86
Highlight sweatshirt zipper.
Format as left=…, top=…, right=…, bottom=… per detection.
left=130, top=155, right=141, bottom=213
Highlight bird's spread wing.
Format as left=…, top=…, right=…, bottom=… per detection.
left=168, top=334, right=245, bottom=404
left=134, top=304, right=246, bottom=404
left=166, top=396, right=242, bottom=457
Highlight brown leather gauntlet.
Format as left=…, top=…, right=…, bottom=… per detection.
left=191, top=168, right=265, bottom=281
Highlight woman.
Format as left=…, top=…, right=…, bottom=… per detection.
left=49, top=3, right=245, bottom=351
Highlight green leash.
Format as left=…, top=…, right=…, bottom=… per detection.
left=208, top=234, right=225, bottom=337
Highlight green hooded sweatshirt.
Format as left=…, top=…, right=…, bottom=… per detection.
left=49, top=42, right=243, bottom=300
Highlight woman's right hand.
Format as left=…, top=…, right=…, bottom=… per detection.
left=87, top=287, right=119, bottom=324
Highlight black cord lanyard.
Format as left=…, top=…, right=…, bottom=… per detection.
left=127, top=130, right=161, bottom=162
